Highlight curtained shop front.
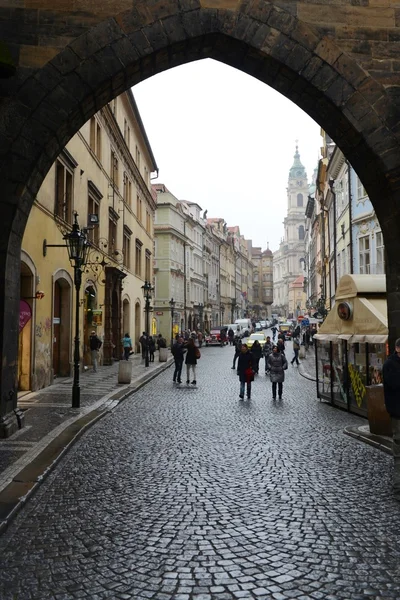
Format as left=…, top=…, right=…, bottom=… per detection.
left=314, top=275, right=388, bottom=417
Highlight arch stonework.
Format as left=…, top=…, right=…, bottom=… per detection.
left=2, top=1, right=400, bottom=433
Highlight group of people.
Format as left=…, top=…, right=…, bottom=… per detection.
left=231, top=327, right=304, bottom=400
left=139, top=332, right=167, bottom=361
left=171, top=335, right=201, bottom=385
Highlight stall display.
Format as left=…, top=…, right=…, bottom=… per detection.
left=314, top=275, right=387, bottom=417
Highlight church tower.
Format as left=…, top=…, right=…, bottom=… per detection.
left=272, top=144, right=308, bottom=317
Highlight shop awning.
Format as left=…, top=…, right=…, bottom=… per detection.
left=314, top=292, right=388, bottom=344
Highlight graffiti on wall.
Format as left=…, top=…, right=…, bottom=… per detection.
left=348, top=363, right=366, bottom=408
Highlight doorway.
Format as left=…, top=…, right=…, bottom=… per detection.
left=18, top=261, right=34, bottom=391
left=52, top=276, right=72, bottom=377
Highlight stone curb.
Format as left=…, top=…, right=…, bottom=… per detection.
left=344, top=425, right=392, bottom=456
left=0, top=358, right=173, bottom=536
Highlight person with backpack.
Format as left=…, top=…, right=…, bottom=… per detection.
left=89, top=330, right=102, bottom=372
left=268, top=345, right=288, bottom=400
left=291, top=335, right=300, bottom=366
left=263, top=336, right=273, bottom=375
left=121, top=332, right=133, bottom=361
left=251, top=340, right=263, bottom=374
left=185, top=338, right=200, bottom=385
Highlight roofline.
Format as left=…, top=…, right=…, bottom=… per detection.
left=127, top=89, right=159, bottom=173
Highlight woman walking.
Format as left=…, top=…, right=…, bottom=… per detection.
left=148, top=336, right=156, bottom=362
left=185, top=338, right=199, bottom=385
left=237, top=343, right=254, bottom=400
left=121, top=332, right=133, bottom=361
left=251, top=339, right=262, bottom=374
left=267, top=345, right=288, bottom=400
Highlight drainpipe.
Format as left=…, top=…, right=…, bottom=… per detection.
left=346, top=160, right=354, bottom=274
left=329, top=178, right=337, bottom=294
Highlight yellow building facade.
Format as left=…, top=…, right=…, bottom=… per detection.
left=19, top=91, right=157, bottom=392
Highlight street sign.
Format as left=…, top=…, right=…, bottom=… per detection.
left=302, top=318, right=310, bottom=327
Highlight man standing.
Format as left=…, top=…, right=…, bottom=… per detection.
left=383, top=338, right=400, bottom=495
left=172, top=335, right=185, bottom=384
left=89, top=330, right=102, bottom=373
left=139, top=331, right=147, bottom=359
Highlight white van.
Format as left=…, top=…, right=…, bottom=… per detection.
left=235, top=318, right=251, bottom=336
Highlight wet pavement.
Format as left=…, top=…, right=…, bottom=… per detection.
left=0, top=343, right=399, bottom=599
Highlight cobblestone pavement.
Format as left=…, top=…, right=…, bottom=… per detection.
left=0, top=344, right=399, bottom=600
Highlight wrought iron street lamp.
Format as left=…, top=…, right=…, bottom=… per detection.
left=141, top=280, right=154, bottom=367
left=64, top=213, right=91, bottom=408
left=169, top=297, right=175, bottom=348
left=220, top=303, right=225, bottom=327
left=231, top=298, right=237, bottom=323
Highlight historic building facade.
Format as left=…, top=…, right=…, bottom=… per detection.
left=18, top=91, right=157, bottom=392
left=273, top=146, right=308, bottom=318
left=251, top=245, right=273, bottom=320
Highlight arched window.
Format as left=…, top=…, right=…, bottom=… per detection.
left=297, top=193, right=303, bottom=207
left=299, top=225, right=305, bottom=240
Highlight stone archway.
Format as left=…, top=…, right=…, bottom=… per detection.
left=2, top=2, right=400, bottom=434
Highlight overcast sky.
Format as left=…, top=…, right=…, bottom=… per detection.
left=133, top=59, right=322, bottom=253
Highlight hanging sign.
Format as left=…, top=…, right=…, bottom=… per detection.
left=19, top=300, right=32, bottom=332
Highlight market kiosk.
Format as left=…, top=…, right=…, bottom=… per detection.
left=314, top=275, right=387, bottom=417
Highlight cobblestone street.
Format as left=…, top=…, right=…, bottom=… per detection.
left=0, top=344, right=399, bottom=600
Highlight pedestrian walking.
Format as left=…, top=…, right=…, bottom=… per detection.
left=291, top=335, right=300, bottom=366
left=268, top=345, right=288, bottom=400
left=197, top=331, right=203, bottom=348
left=172, top=335, right=185, bottom=383
left=251, top=340, right=262, bottom=374
left=237, top=343, right=254, bottom=399
left=263, top=336, right=273, bottom=374
left=232, top=337, right=242, bottom=370
left=148, top=336, right=156, bottom=362
left=277, top=337, right=285, bottom=354
left=383, top=338, right=400, bottom=495
left=121, top=332, right=133, bottom=361
left=271, top=326, right=277, bottom=341
left=89, top=330, right=102, bottom=372
left=228, top=327, right=235, bottom=345
left=185, top=338, right=199, bottom=385
left=139, top=331, right=147, bottom=359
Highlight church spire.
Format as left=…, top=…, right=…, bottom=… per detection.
left=289, top=141, right=306, bottom=180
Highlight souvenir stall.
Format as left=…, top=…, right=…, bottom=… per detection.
left=313, top=275, right=387, bottom=417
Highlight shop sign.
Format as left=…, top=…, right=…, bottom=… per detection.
left=337, top=301, right=352, bottom=321
left=92, top=310, right=103, bottom=326
left=19, top=300, right=32, bottom=332
left=156, top=311, right=163, bottom=315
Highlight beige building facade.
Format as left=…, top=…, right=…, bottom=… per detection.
left=19, top=91, right=157, bottom=392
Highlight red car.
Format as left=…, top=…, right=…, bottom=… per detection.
left=205, top=328, right=228, bottom=346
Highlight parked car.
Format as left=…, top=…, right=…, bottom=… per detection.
left=205, top=328, right=229, bottom=346
left=246, top=332, right=267, bottom=349
left=255, top=322, right=262, bottom=331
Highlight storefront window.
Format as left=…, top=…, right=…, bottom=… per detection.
left=347, top=343, right=368, bottom=414
left=317, top=341, right=331, bottom=401
left=331, top=341, right=348, bottom=408
left=368, top=343, right=385, bottom=385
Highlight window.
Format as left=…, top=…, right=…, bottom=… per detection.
left=135, top=145, right=141, bottom=170
left=145, top=250, right=151, bottom=281
left=89, top=118, right=101, bottom=161
left=299, top=225, right=305, bottom=240
left=376, top=231, right=385, bottom=274
left=123, top=172, right=132, bottom=207
left=108, top=217, right=117, bottom=257
left=135, top=239, right=143, bottom=276
left=359, top=235, right=370, bottom=274
left=110, top=150, right=119, bottom=189
left=297, top=193, right=303, bottom=207
left=146, top=211, right=151, bottom=234
left=55, top=157, right=75, bottom=223
left=87, top=181, right=102, bottom=246
left=136, top=195, right=142, bottom=222
left=123, top=119, right=130, bottom=150
left=357, top=176, right=366, bottom=200
left=123, top=229, right=131, bottom=269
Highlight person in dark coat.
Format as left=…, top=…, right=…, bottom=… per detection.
left=263, top=336, right=273, bottom=374
left=383, top=338, right=400, bottom=494
left=268, top=345, right=288, bottom=400
left=139, top=332, right=147, bottom=359
left=277, top=337, right=285, bottom=354
left=232, top=338, right=242, bottom=370
left=237, top=344, right=253, bottom=399
left=228, top=328, right=235, bottom=345
left=148, top=336, right=156, bottom=362
left=172, top=335, right=186, bottom=384
left=185, top=338, right=198, bottom=385
left=251, top=340, right=262, bottom=374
